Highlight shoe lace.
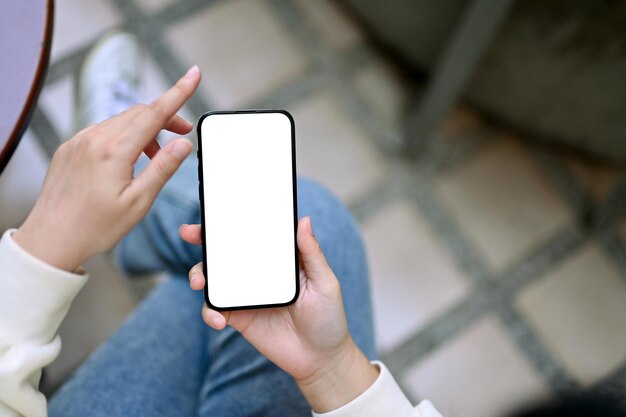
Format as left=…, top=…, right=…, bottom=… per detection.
left=107, top=79, right=141, bottom=118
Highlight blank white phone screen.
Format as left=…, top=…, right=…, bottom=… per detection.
left=200, top=112, right=297, bottom=309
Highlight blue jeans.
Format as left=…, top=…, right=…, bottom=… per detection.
left=48, top=157, right=376, bottom=416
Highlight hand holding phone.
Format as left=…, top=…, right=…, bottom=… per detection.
left=190, top=109, right=379, bottom=412
left=179, top=219, right=379, bottom=413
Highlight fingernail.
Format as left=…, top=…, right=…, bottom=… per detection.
left=191, top=274, right=200, bottom=287
left=307, top=216, right=313, bottom=234
left=167, top=140, right=191, bottom=159
left=184, top=65, right=200, bottom=79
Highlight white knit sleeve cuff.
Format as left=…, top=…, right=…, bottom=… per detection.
left=312, top=361, right=442, bottom=417
left=0, top=229, right=88, bottom=344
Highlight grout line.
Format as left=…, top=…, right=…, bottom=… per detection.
left=381, top=288, right=492, bottom=376
left=496, top=226, right=586, bottom=294
left=248, top=43, right=385, bottom=111
left=595, top=178, right=626, bottom=228
left=45, top=47, right=90, bottom=86
left=385, top=202, right=626, bottom=391
left=408, top=178, right=491, bottom=284
left=592, top=181, right=626, bottom=287
left=598, top=229, right=626, bottom=286
left=497, top=305, right=581, bottom=396
left=348, top=177, right=403, bottom=224
left=531, top=146, right=593, bottom=221
left=347, top=162, right=415, bottom=223
left=29, top=107, right=62, bottom=158
left=249, top=70, right=325, bottom=110
left=265, top=0, right=403, bottom=154
left=339, top=42, right=380, bottom=73
left=108, top=0, right=142, bottom=17
left=150, top=0, right=217, bottom=28
left=384, top=220, right=588, bottom=384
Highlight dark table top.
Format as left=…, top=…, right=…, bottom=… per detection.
left=0, top=1, right=53, bottom=175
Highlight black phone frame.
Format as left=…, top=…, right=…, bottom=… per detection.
left=196, top=109, right=300, bottom=311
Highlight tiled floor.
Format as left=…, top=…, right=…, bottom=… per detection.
left=2, top=0, right=626, bottom=413
left=167, top=0, right=309, bottom=108
left=517, top=244, right=626, bottom=387
left=436, top=137, right=573, bottom=273
left=362, top=199, right=469, bottom=352
left=403, top=317, right=552, bottom=417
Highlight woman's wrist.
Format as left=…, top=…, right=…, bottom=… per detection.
left=13, top=219, right=86, bottom=272
left=296, top=338, right=380, bottom=414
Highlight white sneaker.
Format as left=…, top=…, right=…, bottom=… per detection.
left=73, top=31, right=143, bottom=131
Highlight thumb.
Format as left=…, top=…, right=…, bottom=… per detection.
left=297, top=216, right=333, bottom=282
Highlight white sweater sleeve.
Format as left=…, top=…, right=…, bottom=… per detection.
left=312, top=361, right=442, bottom=417
left=0, top=229, right=88, bottom=417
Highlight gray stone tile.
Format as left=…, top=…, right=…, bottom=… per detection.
left=166, top=0, right=309, bottom=108
left=403, top=317, right=551, bottom=417
left=289, top=91, right=385, bottom=202
left=362, top=199, right=470, bottom=352
left=436, top=137, right=573, bottom=273
left=293, top=0, right=363, bottom=50
left=517, top=243, right=626, bottom=386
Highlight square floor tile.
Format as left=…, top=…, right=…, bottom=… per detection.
left=403, top=317, right=551, bottom=417
left=517, top=243, right=626, bottom=386
left=166, top=0, right=309, bottom=108
left=362, top=200, right=469, bottom=352
left=436, top=137, right=572, bottom=273
left=38, top=75, right=74, bottom=139
left=51, top=0, right=122, bottom=62
left=289, top=91, right=385, bottom=202
left=293, top=0, right=363, bottom=51
left=0, top=130, right=48, bottom=231
left=44, top=254, right=137, bottom=390
left=354, top=61, right=413, bottom=128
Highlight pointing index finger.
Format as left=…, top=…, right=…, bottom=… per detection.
left=127, top=65, right=201, bottom=152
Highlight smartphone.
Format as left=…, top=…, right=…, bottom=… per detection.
left=196, top=110, right=299, bottom=311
